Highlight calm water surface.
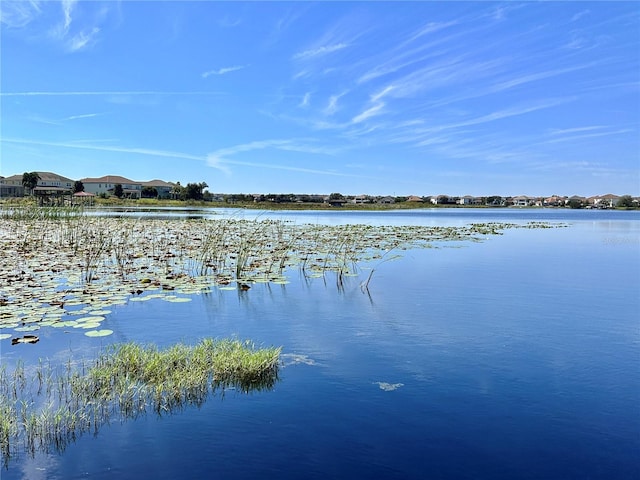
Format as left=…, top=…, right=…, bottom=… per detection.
left=2, top=209, right=639, bottom=479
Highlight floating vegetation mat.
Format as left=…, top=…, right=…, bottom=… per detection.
left=0, top=338, right=280, bottom=464
left=0, top=212, right=566, bottom=343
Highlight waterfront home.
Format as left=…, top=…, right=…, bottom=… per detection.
left=457, top=195, right=482, bottom=206
left=0, top=175, right=25, bottom=197
left=588, top=194, right=620, bottom=208
left=141, top=179, right=175, bottom=199
left=430, top=195, right=451, bottom=205
left=81, top=175, right=142, bottom=199
left=512, top=196, right=532, bottom=207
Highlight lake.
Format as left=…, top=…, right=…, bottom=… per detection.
left=2, top=208, right=639, bottom=479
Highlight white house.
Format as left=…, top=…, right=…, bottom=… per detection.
left=81, top=175, right=142, bottom=198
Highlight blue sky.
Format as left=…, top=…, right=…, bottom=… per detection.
left=1, top=1, right=638, bottom=196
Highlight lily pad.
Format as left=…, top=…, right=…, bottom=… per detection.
left=85, top=329, right=114, bottom=337
left=51, top=320, right=78, bottom=328
left=15, top=325, right=40, bottom=332
left=74, top=322, right=102, bottom=329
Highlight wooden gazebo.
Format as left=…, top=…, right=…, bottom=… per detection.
left=33, top=186, right=72, bottom=206
left=72, top=191, right=96, bottom=206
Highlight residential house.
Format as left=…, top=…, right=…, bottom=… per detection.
left=81, top=175, right=142, bottom=199
left=457, top=195, right=481, bottom=206
left=543, top=196, right=564, bottom=207
left=0, top=175, right=24, bottom=197
left=1, top=171, right=74, bottom=199
left=430, top=195, right=452, bottom=205
left=141, top=179, right=175, bottom=199
left=406, top=195, right=424, bottom=202
left=377, top=196, right=395, bottom=204
left=352, top=195, right=371, bottom=204
left=512, top=195, right=532, bottom=207
left=34, top=171, right=74, bottom=190
left=589, top=194, right=620, bottom=208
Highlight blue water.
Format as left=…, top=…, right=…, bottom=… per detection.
left=2, top=209, right=639, bottom=479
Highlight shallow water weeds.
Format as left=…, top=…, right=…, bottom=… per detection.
left=0, top=339, right=280, bottom=465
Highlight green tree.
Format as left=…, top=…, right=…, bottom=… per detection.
left=21, top=172, right=40, bottom=195
left=141, top=186, right=158, bottom=198
left=617, top=195, right=634, bottom=208
left=568, top=199, right=583, bottom=209
left=185, top=182, right=208, bottom=200
left=171, top=182, right=186, bottom=200
left=72, top=180, right=84, bottom=194
left=114, top=184, right=124, bottom=198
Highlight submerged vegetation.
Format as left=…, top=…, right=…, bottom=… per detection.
left=0, top=339, right=280, bottom=464
left=0, top=206, right=566, bottom=344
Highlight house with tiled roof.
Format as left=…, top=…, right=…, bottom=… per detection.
left=589, top=194, right=620, bottom=208
left=0, top=174, right=25, bottom=197
left=1, top=172, right=74, bottom=198
left=80, top=175, right=142, bottom=198
left=141, top=179, right=175, bottom=199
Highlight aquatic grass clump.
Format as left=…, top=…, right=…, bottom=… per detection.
left=83, top=339, right=280, bottom=403
left=0, top=339, right=280, bottom=464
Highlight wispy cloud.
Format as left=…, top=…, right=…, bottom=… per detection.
left=210, top=139, right=338, bottom=159
left=1, top=137, right=227, bottom=171
left=299, top=92, right=311, bottom=108
left=292, top=42, right=349, bottom=60
left=63, top=112, right=105, bottom=121
left=206, top=139, right=389, bottom=180
left=571, top=10, right=590, bottom=22
left=549, top=126, right=606, bottom=136
left=440, top=98, right=572, bottom=131
left=352, top=103, right=385, bottom=124
left=201, top=65, right=248, bottom=78
left=324, top=92, right=348, bottom=116
left=370, top=86, right=394, bottom=103
left=61, top=0, right=75, bottom=34
left=1, top=90, right=224, bottom=97
left=543, top=128, right=633, bottom=144
left=405, top=20, right=458, bottom=44
left=48, top=0, right=102, bottom=52
left=28, top=112, right=105, bottom=125
left=0, top=0, right=42, bottom=28
left=68, top=26, right=101, bottom=51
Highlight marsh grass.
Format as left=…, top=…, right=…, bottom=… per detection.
left=0, top=339, right=280, bottom=465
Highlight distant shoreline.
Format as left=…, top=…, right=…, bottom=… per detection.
left=2, top=197, right=637, bottom=211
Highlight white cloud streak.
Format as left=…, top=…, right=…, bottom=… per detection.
left=0, top=0, right=42, bottom=27
left=63, top=112, right=105, bottom=121
left=61, top=0, right=76, bottom=34
left=299, top=92, right=311, bottom=108
left=68, top=27, right=100, bottom=51
left=324, top=93, right=344, bottom=116
left=292, top=42, right=349, bottom=60
left=201, top=65, right=248, bottom=78
left=352, top=103, right=384, bottom=124
left=1, top=138, right=230, bottom=173
left=206, top=139, right=350, bottom=177
left=0, top=91, right=224, bottom=97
